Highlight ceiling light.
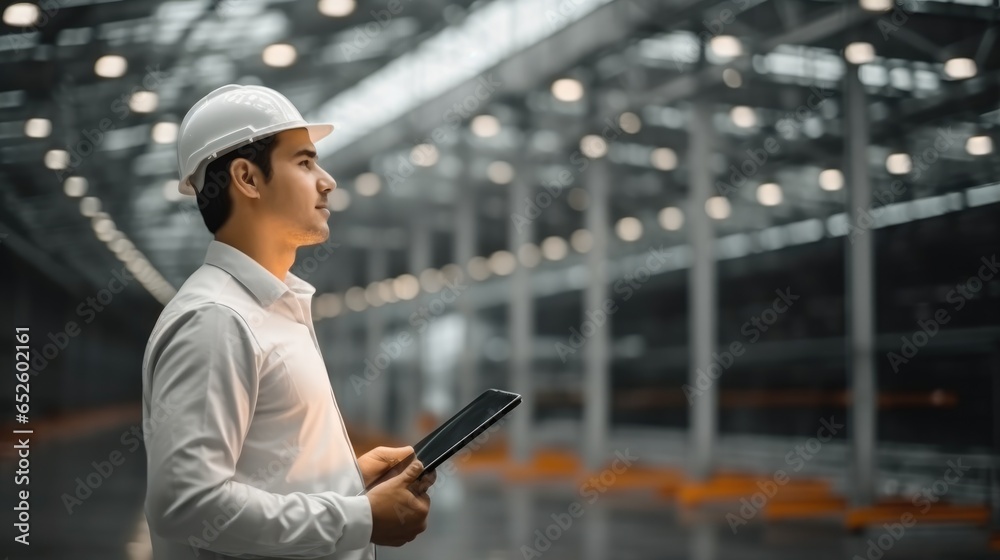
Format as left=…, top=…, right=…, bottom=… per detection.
left=618, top=112, right=642, bottom=134
left=315, top=294, right=343, bottom=318
left=551, top=78, right=584, bottom=102
left=262, top=43, right=297, bottom=68
left=487, top=251, right=516, bottom=276
left=110, top=238, right=133, bottom=255
left=650, top=147, right=677, bottom=170
left=419, top=269, right=443, bottom=293
left=63, top=176, right=88, bottom=197
left=487, top=160, right=514, bottom=184
left=570, top=229, right=592, bottom=253
left=819, top=169, right=844, bottom=191
left=658, top=206, right=684, bottom=230
left=151, top=122, right=178, bottom=144
left=943, top=57, right=976, bottom=80
left=966, top=135, right=993, bottom=156
left=128, top=257, right=148, bottom=272
left=92, top=216, right=116, bottom=235
left=859, top=0, right=893, bottom=10
left=730, top=106, right=756, bottom=128
left=95, top=55, right=127, bottom=78
left=517, top=244, right=541, bottom=268
left=318, top=0, right=356, bottom=17
left=329, top=188, right=351, bottom=211
left=377, top=280, right=397, bottom=304
left=615, top=217, right=643, bottom=241
left=580, top=134, right=607, bottom=158
left=354, top=172, right=381, bottom=196
left=121, top=247, right=140, bottom=263
left=3, top=3, right=39, bottom=26
left=410, top=143, right=438, bottom=167
left=540, top=236, right=568, bottom=261
left=24, top=118, right=51, bottom=138
left=705, top=196, right=731, bottom=219
left=844, top=42, right=875, bottom=65
left=756, top=182, right=783, bottom=206
left=129, top=91, right=158, bottom=113
left=441, top=263, right=463, bottom=284
left=710, top=35, right=742, bottom=58
left=345, top=287, right=367, bottom=312
left=722, top=68, right=742, bottom=88
left=163, top=179, right=182, bottom=201
left=80, top=196, right=101, bottom=217
left=392, top=274, right=420, bottom=300
left=885, top=152, right=912, bottom=175
left=95, top=225, right=117, bottom=242
left=470, top=114, right=500, bottom=138
left=44, top=149, right=68, bottom=170
left=467, top=256, right=490, bottom=281
left=364, top=282, right=384, bottom=307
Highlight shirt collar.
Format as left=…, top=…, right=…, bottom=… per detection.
left=204, top=240, right=316, bottom=307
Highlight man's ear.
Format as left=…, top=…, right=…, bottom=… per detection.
left=229, top=159, right=262, bottom=200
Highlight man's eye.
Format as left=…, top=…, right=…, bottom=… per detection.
left=300, top=160, right=311, bottom=168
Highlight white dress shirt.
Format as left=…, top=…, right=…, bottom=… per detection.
left=141, top=240, right=375, bottom=560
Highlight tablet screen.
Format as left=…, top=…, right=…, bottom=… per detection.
left=413, top=389, right=521, bottom=473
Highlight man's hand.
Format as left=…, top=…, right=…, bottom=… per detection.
left=366, top=460, right=432, bottom=547
left=357, top=446, right=415, bottom=488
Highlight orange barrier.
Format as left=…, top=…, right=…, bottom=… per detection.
left=676, top=473, right=832, bottom=507
left=845, top=502, right=990, bottom=530
left=501, top=449, right=583, bottom=482
left=0, top=403, right=141, bottom=460
left=575, top=466, right=685, bottom=493
left=606, top=389, right=958, bottom=410
left=764, top=498, right=847, bottom=519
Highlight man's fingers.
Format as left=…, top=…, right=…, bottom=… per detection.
left=374, top=445, right=414, bottom=465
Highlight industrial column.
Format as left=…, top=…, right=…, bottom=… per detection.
left=454, top=150, right=478, bottom=408
left=509, top=173, right=534, bottom=465
left=404, top=217, right=432, bottom=441
left=364, top=236, right=388, bottom=432
left=845, top=61, right=876, bottom=506
left=687, top=102, right=717, bottom=480
left=583, top=158, right=611, bottom=470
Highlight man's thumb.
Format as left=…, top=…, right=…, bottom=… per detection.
left=401, top=460, right=424, bottom=482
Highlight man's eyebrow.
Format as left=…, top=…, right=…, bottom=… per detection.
left=292, top=148, right=317, bottom=159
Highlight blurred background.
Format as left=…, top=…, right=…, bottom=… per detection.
left=1, top=0, right=1000, bottom=558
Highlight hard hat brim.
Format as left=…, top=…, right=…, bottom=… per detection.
left=178, top=122, right=335, bottom=196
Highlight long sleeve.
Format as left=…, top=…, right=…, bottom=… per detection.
left=142, top=303, right=373, bottom=559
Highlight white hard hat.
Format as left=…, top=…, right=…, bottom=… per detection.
left=176, top=84, right=334, bottom=195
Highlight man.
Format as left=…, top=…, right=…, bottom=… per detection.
left=141, top=84, right=433, bottom=560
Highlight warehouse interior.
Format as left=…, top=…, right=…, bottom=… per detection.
left=1, top=0, right=1000, bottom=558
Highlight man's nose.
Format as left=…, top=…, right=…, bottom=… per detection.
left=318, top=166, right=336, bottom=192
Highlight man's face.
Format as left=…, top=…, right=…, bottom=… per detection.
left=256, top=128, right=336, bottom=245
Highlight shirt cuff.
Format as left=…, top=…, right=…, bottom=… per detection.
left=337, top=494, right=374, bottom=551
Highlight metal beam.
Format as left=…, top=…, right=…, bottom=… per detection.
left=509, top=173, right=534, bottom=464
left=583, top=158, right=611, bottom=470
left=845, top=62, right=877, bottom=507
left=687, top=102, right=717, bottom=480
left=628, top=3, right=873, bottom=111
left=364, top=237, right=388, bottom=432
left=321, top=0, right=669, bottom=172
left=454, top=144, right=478, bottom=408
left=403, top=216, right=432, bottom=441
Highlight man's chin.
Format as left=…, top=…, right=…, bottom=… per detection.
left=295, top=224, right=330, bottom=247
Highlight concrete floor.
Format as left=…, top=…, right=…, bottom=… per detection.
left=2, top=424, right=998, bottom=560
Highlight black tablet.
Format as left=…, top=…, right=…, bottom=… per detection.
left=361, top=388, right=521, bottom=493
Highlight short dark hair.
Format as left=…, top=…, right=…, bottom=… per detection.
left=196, top=134, right=279, bottom=233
